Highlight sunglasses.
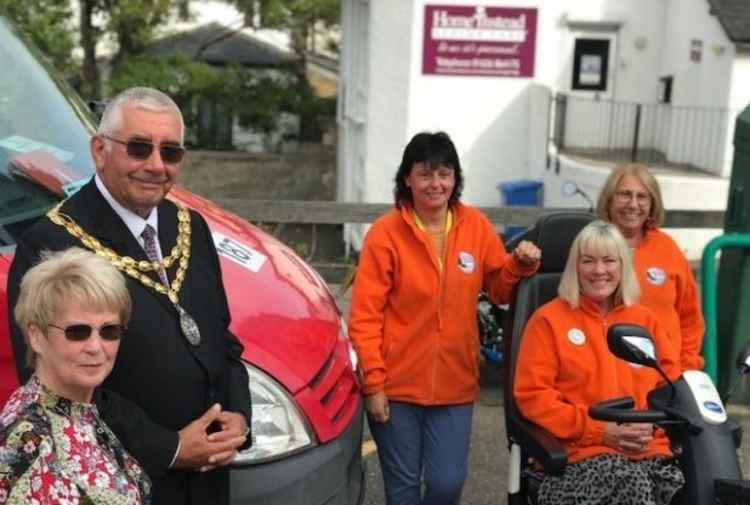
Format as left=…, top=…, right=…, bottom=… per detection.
left=47, top=323, right=125, bottom=342
left=102, top=135, right=186, bottom=164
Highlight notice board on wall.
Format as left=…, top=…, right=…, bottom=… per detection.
left=422, top=5, right=537, bottom=78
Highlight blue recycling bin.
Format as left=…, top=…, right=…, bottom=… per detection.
left=497, top=179, right=543, bottom=239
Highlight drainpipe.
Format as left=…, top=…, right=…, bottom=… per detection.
left=701, top=233, right=750, bottom=383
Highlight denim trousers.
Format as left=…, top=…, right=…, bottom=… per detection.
left=368, top=401, right=474, bottom=505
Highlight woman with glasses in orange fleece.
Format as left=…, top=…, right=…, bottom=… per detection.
left=596, top=163, right=705, bottom=371
left=0, top=247, right=150, bottom=504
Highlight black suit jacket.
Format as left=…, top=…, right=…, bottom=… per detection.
left=7, top=180, right=252, bottom=505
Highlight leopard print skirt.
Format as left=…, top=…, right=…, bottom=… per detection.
left=538, top=454, right=684, bottom=505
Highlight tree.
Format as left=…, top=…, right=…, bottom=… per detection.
left=226, top=0, right=340, bottom=141
left=0, top=0, right=76, bottom=76
left=78, top=0, right=174, bottom=98
left=3, top=0, right=178, bottom=99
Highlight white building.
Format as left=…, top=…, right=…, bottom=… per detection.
left=338, top=0, right=750, bottom=257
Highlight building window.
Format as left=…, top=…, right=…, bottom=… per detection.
left=659, top=76, right=673, bottom=103
left=571, top=38, right=609, bottom=91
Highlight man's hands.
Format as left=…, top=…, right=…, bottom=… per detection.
left=365, top=391, right=390, bottom=423
left=603, top=422, right=654, bottom=454
left=175, top=404, right=249, bottom=472
left=512, top=240, right=542, bottom=267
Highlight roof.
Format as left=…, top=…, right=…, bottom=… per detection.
left=147, top=22, right=297, bottom=67
left=708, top=0, right=750, bottom=44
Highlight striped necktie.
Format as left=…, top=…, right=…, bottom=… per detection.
left=141, top=224, right=169, bottom=287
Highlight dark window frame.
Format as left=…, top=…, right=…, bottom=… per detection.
left=571, top=38, right=610, bottom=92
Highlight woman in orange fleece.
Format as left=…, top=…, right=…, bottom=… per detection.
left=514, top=220, right=684, bottom=505
left=348, top=131, right=540, bottom=505
left=597, top=163, right=705, bottom=371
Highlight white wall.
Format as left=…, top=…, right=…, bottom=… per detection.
left=339, top=0, right=736, bottom=257
left=659, top=0, right=737, bottom=176
left=729, top=51, right=750, bottom=112
left=361, top=0, right=414, bottom=203
left=402, top=0, right=550, bottom=206
left=661, top=0, right=733, bottom=109
left=556, top=1, right=668, bottom=103
left=354, top=0, right=720, bottom=206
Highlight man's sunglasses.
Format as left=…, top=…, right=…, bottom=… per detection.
left=47, top=323, right=125, bottom=342
left=102, top=135, right=186, bottom=164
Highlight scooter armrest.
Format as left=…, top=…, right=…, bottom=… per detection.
left=513, top=417, right=567, bottom=475
left=589, top=396, right=669, bottom=423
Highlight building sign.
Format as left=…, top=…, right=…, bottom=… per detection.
left=422, top=5, right=537, bottom=77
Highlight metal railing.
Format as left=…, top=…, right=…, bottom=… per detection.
left=552, top=94, right=736, bottom=174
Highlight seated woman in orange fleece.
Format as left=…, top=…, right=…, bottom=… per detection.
left=514, top=220, right=684, bottom=505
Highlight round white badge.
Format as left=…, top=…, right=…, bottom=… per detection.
left=646, top=267, right=667, bottom=285
left=567, top=328, right=586, bottom=346
left=457, top=251, right=476, bottom=273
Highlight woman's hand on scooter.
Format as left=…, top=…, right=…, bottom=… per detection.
left=604, top=422, right=654, bottom=453
left=512, top=240, right=541, bottom=267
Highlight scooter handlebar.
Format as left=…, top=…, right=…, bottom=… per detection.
left=589, top=396, right=669, bottom=423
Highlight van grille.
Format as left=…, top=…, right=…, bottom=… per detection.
left=304, top=341, right=359, bottom=442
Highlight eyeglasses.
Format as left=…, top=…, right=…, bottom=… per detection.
left=102, top=135, right=186, bottom=164
left=47, top=323, right=125, bottom=342
left=614, top=190, right=651, bottom=205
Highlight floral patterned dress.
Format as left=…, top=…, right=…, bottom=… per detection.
left=0, top=375, right=151, bottom=504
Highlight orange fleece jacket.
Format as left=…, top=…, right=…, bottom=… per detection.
left=514, top=297, right=680, bottom=464
left=634, top=228, right=705, bottom=371
left=349, top=202, right=537, bottom=404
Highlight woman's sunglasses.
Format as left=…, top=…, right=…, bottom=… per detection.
left=47, top=323, right=125, bottom=342
left=102, top=135, right=186, bottom=164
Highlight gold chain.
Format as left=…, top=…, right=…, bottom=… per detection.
left=46, top=202, right=192, bottom=305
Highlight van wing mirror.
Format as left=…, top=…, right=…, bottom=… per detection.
left=607, top=324, right=658, bottom=369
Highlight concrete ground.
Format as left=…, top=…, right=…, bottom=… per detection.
left=359, top=362, right=508, bottom=505
left=332, top=284, right=750, bottom=504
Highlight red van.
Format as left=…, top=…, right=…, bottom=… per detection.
left=0, top=15, right=364, bottom=505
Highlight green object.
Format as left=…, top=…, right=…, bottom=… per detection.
left=701, top=233, right=750, bottom=384
left=710, top=103, right=750, bottom=398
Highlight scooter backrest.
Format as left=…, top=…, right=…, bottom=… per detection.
left=504, top=211, right=595, bottom=273
left=503, top=212, right=595, bottom=433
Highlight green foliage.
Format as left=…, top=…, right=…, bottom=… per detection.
left=109, top=52, right=330, bottom=149
left=103, top=0, right=174, bottom=58
left=2, top=0, right=339, bottom=148
left=0, top=0, right=76, bottom=76
left=229, top=0, right=340, bottom=54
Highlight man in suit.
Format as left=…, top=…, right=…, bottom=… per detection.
left=7, top=87, right=251, bottom=505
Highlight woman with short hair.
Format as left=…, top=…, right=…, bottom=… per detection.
left=0, top=247, right=150, bottom=504
left=514, top=220, right=684, bottom=505
left=596, top=162, right=704, bottom=371
left=349, top=131, right=541, bottom=505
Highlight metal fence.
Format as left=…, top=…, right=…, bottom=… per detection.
left=552, top=94, right=736, bottom=174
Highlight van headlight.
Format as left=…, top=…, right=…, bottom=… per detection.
left=233, top=363, right=315, bottom=465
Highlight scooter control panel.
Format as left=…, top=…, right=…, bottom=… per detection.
left=683, top=370, right=727, bottom=425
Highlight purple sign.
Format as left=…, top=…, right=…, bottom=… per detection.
left=422, top=5, right=537, bottom=78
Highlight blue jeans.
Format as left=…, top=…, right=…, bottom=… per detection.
left=368, top=401, right=474, bottom=505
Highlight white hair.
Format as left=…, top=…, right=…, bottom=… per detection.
left=97, top=87, right=185, bottom=147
